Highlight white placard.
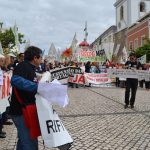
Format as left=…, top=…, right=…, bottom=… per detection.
left=107, top=68, right=150, bottom=80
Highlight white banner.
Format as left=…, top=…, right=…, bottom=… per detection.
left=107, top=68, right=150, bottom=80
left=138, top=55, right=146, bottom=64
left=0, top=72, right=12, bottom=113
left=68, top=74, right=85, bottom=85
left=36, top=95, right=73, bottom=148
left=84, top=73, right=112, bottom=85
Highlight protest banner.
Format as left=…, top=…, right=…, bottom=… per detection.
left=68, top=74, right=85, bottom=85
left=0, top=69, right=3, bottom=85
left=36, top=74, right=73, bottom=148
left=137, top=55, right=146, bottom=64
left=84, top=73, right=112, bottom=85
left=51, top=67, right=82, bottom=81
left=107, top=68, right=150, bottom=80
left=36, top=95, right=73, bottom=148
left=0, top=72, right=11, bottom=99
left=78, top=50, right=106, bottom=62
left=0, top=72, right=12, bottom=113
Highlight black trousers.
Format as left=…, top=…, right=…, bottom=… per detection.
left=0, top=115, right=3, bottom=132
left=116, top=77, right=120, bottom=87
left=145, top=81, right=150, bottom=89
left=125, top=78, right=138, bottom=106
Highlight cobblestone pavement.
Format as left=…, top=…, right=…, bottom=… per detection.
left=0, top=87, right=150, bottom=150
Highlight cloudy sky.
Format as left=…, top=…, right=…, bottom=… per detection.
left=0, top=0, right=116, bottom=53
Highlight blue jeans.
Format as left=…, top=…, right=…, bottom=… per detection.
left=11, top=115, right=38, bottom=150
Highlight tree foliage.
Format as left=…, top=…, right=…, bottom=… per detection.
left=135, top=38, right=150, bottom=62
left=0, top=27, right=25, bottom=49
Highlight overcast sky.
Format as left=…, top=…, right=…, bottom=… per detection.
left=0, top=0, right=116, bottom=53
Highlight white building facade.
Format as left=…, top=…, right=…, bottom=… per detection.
left=113, top=0, right=150, bottom=63
left=91, top=26, right=117, bottom=61
left=114, top=0, right=150, bottom=32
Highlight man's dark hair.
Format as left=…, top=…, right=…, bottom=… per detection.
left=19, top=53, right=24, bottom=57
left=24, top=46, right=42, bottom=61
left=129, top=52, right=136, bottom=57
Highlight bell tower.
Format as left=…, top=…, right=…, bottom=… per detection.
left=114, top=0, right=150, bottom=32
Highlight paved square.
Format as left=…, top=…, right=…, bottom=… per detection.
left=1, top=87, right=150, bottom=150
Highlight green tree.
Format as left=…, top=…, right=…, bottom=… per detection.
left=135, top=38, right=150, bottom=62
left=0, top=27, right=25, bottom=51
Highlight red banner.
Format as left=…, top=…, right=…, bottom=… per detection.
left=0, top=72, right=12, bottom=100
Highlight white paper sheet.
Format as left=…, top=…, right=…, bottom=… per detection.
left=38, top=79, right=68, bottom=107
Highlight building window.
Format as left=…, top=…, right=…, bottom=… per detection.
left=120, top=6, right=124, bottom=20
left=140, top=2, right=145, bottom=12
left=129, top=41, right=133, bottom=50
left=134, top=38, right=138, bottom=49
left=141, top=35, right=145, bottom=46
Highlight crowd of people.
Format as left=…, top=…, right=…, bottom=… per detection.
left=84, top=54, right=149, bottom=109
left=0, top=46, right=150, bottom=150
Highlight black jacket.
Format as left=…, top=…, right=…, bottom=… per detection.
left=9, top=61, right=38, bottom=115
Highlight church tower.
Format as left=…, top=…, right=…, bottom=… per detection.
left=114, top=0, right=150, bottom=32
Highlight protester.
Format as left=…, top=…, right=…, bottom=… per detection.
left=0, top=56, right=6, bottom=138
left=124, top=53, right=142, bottom=109
left=94, top=62, right=100, bottom=73
left=7, top=53, right=16, bottom=71
left=2, top=55, right=11, bottom=71
left=85, top=61, right=91, bottom=73
left=115, top=63, right=120, bottom=87
left=13, top=53, right=24, bottom=68
left=144, top=64, right=150, bottom=90
left=9, top=46, right=42, bottom=150
left=70, top=62, right=79, bottom=88
left=41, top=59, right=50, bottom=72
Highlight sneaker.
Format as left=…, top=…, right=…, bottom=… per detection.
left=0, top=133, right=6, bottom=138
left=124, top=105, right=128, bottom=109
left=131, top=105, right=134, bottom=109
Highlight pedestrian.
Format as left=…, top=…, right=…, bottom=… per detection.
left=124, top=53, right=142, bottom=109
left=9, top=46, right=42, bottom=150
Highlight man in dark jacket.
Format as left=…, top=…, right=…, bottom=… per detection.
left=85, top=61, right=91, bottom=73
left=124, top=53, right=142, bottom=109
left=9, top=46, right=42, bottom=150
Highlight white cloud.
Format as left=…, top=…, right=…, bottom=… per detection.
left=0, top=0, right=116, bottom=53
